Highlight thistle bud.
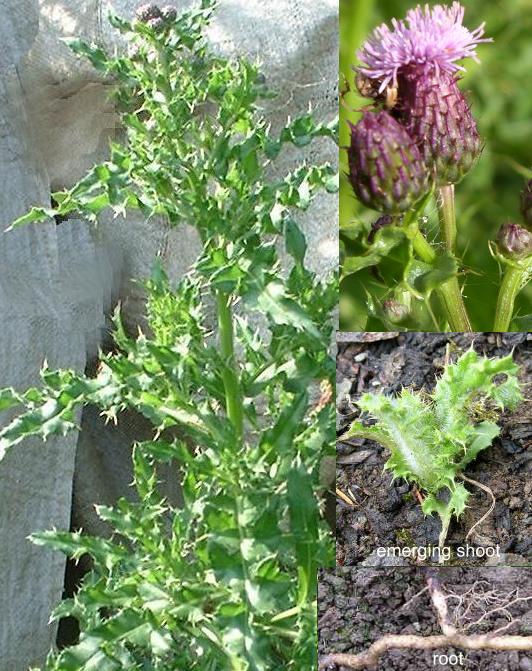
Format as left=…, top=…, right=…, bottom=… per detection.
left=383, top=299, right=410, bottom=324
left=497, top=222, right=532, bottom=260
left=398, top=65, right=483, bottom=186
left=135, top=3, right=161, bottom=22
left=521, top=179, right=532, bottom=228
left=161, top=5, right=177, bottom=22
left=146, top=16, right=165, bottom=31
left=347, top=110, right=430, bottom=214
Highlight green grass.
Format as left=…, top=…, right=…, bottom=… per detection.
left=340, top=0, right=532, bottom=331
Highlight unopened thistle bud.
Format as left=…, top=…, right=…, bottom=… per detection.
left=160, top=5, right=177, bottom=22
left=521, top=179, right=532, bottom=228
left=135, top=3, right=161, bottom=23
left=398, top=66, right=482, bottom=185
left=383, top=299, right=410, bottom=323
left=146, top=16, right=165, bottom=31
left=348, top=111, right=429, bottom=214
left=497, top=222, right=532, bottom=260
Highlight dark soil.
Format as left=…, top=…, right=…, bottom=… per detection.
left=336, top=332, right=532, bottom=566
left=318, top=566, right=532, bottom=670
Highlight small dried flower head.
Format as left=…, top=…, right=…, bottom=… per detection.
left=398, top=65, right=482, bottom=185
left=348, top=110, right=430, bottom=214
left=146, top=16, right=166, bottom=32
left=135, top=3, right=162, bottom=23
left=520, top=179, right=532, bottom=228
left=357, top=2, right=492, bottom=92
left=383, top=299, right=410, bottom=323
left=497, top=222, right=532, bottom=260
left=161, top=5, right=177, bottom=22
left=368, top=214, right=396, bottom=243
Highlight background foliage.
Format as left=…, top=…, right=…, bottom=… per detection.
left=340, top=0, right=532, bottom=331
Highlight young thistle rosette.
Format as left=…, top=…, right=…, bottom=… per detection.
left=0, top=1, right=338, bottom=669
left=344, top=350, right=522, bottom=550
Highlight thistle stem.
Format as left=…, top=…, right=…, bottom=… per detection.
left=216, top=290, right=244, bottom=441
left=438, top=184, right=456, bottom=251
left=412, top=228, right=436, bottom=263
left=438, top=278, right=472, bottom=332
left=493, top=263, right=528, bottom=332
left=411, top=224, right=472, bottom=331
left=434, top=185, right=472, bottom=331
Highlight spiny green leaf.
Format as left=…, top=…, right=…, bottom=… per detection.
left=411, top=251, right=457, bottom=296
left=341, top=227, right=408, bottom=279
left=244, top=280, right=321, bottom=339
left=287, top=467, right=319, bottom=605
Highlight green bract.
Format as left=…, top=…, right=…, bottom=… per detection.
left=345, top=349, right=522, bottom=549
left=0, top=1, right=337, bottom=669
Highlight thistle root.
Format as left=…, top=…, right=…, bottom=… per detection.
left=319, top=577, right=532, bottom=669
left=459, top=474, right=496, bottom=542
left=318, top=634, right=532, bottom=669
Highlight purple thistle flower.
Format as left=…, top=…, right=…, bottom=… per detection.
left=348, top=110, right=430, bottom=214
left=357, top=2, right=491, bottom=92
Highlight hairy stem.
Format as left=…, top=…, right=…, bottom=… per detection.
left=438, top=184, right=456, bottom=251
left=216, top=290, right=244, bottom=441
left=438, top=278, right=472, bottom=331
left=411, top=224, right=472, bottom=331
left=493, top=262, right=529, bottom=332
left=319, top=634, right=532, bottom=670
left=411, top=226, right=436, bottom=264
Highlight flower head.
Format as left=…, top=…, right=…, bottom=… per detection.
left=383, top=299, right=410, bottom=323
left=368, top=214, right=396, bottom=242
left=161, top=5, right=177, bottom=22
left=398, top=65, right=482, bottom=185
left=348, top=110, right=430, bottom=213
left=497, top=222, right=532, bottom=260
left=135, top=3, right=162, bottom=23
left=357, top=2, right=491, bottom=92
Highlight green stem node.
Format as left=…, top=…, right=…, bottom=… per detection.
left=411, top=224, right=472, bottom=331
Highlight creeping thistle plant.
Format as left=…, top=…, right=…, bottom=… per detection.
left=341, top=2, right=532, bottom=332
left=344, top=350, right=522, bottom=549
left=0, top=2, right=337, bottom=669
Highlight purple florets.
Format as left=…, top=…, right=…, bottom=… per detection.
left=357, top=2, right=492, bottom=92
